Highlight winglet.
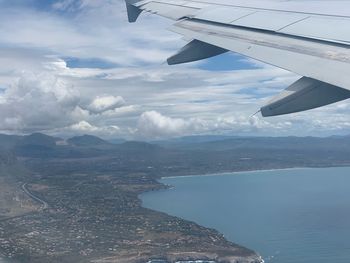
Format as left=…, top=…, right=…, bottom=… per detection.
left=125, top=0, right=142, bottom=23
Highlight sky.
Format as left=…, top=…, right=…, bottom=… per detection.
left=1, top=0, right=350, bottom=140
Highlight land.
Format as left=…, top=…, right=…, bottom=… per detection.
left=1, top=133, right=350, bottom=262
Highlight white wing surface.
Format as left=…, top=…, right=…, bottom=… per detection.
left=125, top=0, right=350, bottom=116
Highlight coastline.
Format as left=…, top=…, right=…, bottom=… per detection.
left=146, top=166, right=350, bottom=263
left=160, top=165, right=350, bottom=180
left=137, top=172, right=267, bottom=263
left=137, top=170, right=277, bottom=263
left=145, top=166, right=350, bottom=263
left=143, top=167, right=301, bottom=263
left=3, top=134, right=350, bottom=263
left=138, top=184, right=264, bottom=263
left=160, top=166, right=308, bottom=180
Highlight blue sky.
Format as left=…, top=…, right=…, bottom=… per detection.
left=64, top=57, right=119, bottom=69
left=0, top=0, right=53, bottom=8
left=198, top=54, right=260, bottom=72
left=0, top=0, right=349, bottom=139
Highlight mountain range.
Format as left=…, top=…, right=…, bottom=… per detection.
left=0, top=132, right=348, bottom=166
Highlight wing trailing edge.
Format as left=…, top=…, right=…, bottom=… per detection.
left=125, top=0, right=350, bottom=117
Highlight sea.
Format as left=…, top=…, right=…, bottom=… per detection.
left=0, top=253, right=9, bottom=263
left=141, top=167, right=350, bottom=263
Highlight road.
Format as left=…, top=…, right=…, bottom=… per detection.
left=21, top=183, right=48, bottom=210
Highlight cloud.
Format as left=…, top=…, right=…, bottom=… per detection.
left=70, top=120, right=97, bottom=132
left=69, top=120, right=121, bottom=136
left=0, top=0, right=179, bottom=66
left=52, top=0, right=77, bottom=11
left=0, top=72, right=84, bottom=132
left=52, top=0, right=106, bottom=12
left=102, top=105, right=140, bottom=117
left=136, top=111, right=295, bottom=139
left=0, top=0, right=349, bottom=139
left=87, top=95, right=125, bottom=114
left=137, top=111, right=192, bottom=138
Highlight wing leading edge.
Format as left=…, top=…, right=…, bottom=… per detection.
left=125, top=0, right=350, bottom=117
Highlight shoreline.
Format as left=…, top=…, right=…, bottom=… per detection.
left=160, top=165, right=350, bottom=180
left=138, top=170, right=268, bottom=263
left=160, top=166, right=307, bottom=180
left=143, top=166, right=350, bottom=263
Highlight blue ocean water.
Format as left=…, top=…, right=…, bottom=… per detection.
left=141, top=167, right=350, bottom=263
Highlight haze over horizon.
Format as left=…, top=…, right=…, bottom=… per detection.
left=1, top=0, right=350, bottom=140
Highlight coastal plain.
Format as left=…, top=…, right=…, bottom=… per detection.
left=1, top=134, right=350, bottom=262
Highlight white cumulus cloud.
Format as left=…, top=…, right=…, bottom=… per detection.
left=0, top=0, right=349, bottom=139
left=70, top=120, right=121, bottom=136
left=87, top=95, right=125, bottom=114
left=0, top=72, right=84, bottom=132
left=137, top=111, right=193, bottom=138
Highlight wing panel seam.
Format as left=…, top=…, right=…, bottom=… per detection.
left=185, top=0, right=350, bottom=18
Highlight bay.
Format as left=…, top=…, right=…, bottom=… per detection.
left=141, top=167, right=350, bottom=263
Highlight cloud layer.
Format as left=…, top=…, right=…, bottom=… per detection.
left=0, top=0, right=349, bottom=139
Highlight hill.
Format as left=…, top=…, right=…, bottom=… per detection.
left=67, top=135, right=110, bottom=147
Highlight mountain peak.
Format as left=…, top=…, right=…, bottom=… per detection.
left=21, top=133, right=61, bottom=147
left=67, top=135, right=110, bottom=146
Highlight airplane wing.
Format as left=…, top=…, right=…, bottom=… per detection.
left=125, top=0, right=350, bottom=117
